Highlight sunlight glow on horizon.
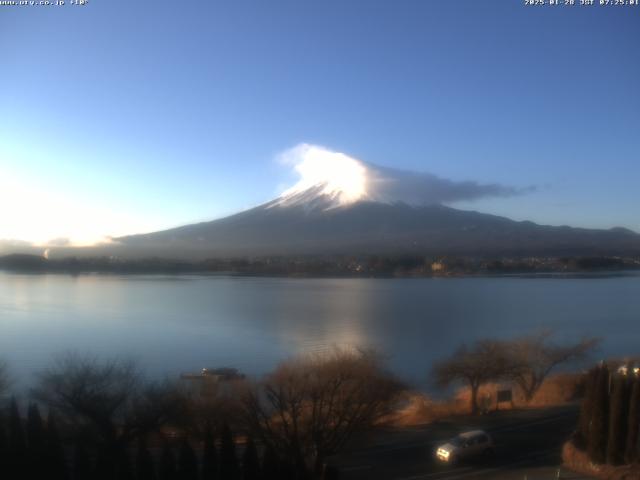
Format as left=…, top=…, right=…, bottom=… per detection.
left=0, top=167, right=162, bottom=247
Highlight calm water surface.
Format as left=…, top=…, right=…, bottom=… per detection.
left=1, top=272, right=639, bottom=391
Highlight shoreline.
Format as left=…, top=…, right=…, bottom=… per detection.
left=1, top=266, right=639, bottom=279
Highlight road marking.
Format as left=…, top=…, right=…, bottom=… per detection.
left=395, top=449, right=557, bottom=480
left=436, top=456, right=552, bottom=480
left=413, top=462, right=529, bottom=480
left=397, top=467, right=473, bottom=479
left=346, top=439, right=437, bottom=456
left=342, top=465, right=373, bottom=472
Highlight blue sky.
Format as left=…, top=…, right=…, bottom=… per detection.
left=1, top=0, right=639, bottom=244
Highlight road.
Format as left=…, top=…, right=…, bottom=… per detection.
left=329, top=405, right=595, bottom=480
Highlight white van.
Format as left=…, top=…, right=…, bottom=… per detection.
left=436, top=430, right=494, bottom=464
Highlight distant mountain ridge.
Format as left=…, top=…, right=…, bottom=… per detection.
left=115, top=185, right=640, bottom=258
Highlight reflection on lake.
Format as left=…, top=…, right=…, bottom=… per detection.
left=1, top=272, right=639, bottom=391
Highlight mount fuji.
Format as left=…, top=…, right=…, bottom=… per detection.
left=114, top=146, right=640, bottom=259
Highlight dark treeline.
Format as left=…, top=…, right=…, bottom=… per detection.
left=1, top=253, right=639, bottom=276
left=0, top=349, right=399, bottom=480
left=0, top=400, right=271, bottom=480
left=574, top=361, right=640, bottom=466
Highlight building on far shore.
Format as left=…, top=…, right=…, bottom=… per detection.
left=431, top=260, right=446, bottom=273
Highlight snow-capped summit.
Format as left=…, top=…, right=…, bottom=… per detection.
left=274, top=144, right=373, bottom=210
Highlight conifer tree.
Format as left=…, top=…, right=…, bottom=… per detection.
left=115, top=447, right=134, bottom=480
left=202, top=425, right=218, bottom=480
left=46, top=411, right=68, bottom=480
left=322, top=465, right=340, bottom=480
left=625, top=378, right=640, bottom=464
left=95, top=447, right=117, bottom=480
left=279, top=459, right=295, bottom=480
left=27, top=403, right=47, bottom=479
left=74, top=442, right=93, bottom=480
left=220, top=424, right=240, bottom=480
left=241, top=437, right=260, bottom=480
left=0, top=420, right=7, bottom=475
left=159, top=441, right=177, bottom=480
left=8, top=398, right=27, bottom=478
left=577, top=367, right=598, bottom=447
left=607, top=373, right=629, bottom=465
left=177, top=439, right=198, bottom=480
left=261, top=444, right=279, bottom=480
left=136, top=437, right=156, bottom=480
left=588, top=365, right=610, bottom=464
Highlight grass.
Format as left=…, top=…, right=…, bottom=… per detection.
left=390, top=373, right=585, bottom=426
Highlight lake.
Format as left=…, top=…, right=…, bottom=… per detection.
left=1, top=272, right=639, bottom=393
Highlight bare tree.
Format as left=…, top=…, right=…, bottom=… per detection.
left=507, top=332, right=599, bottom=402
left=243, top=348, right=404, bottom=475
left=32, top=353, right=184, bottom=451
left=123, top=379, right=188, bottom=439
left=433, top=340, right=513, bottom=415
left=177, top=373, right=247, bottom=437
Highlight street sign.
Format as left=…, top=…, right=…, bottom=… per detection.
left=497, top=389, right=512, bottom=403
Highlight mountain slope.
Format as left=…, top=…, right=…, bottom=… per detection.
left=115, top=194, right=640, bottom=258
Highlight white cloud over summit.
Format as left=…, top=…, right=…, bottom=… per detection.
left=278, top=143, right=533, bottom=208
